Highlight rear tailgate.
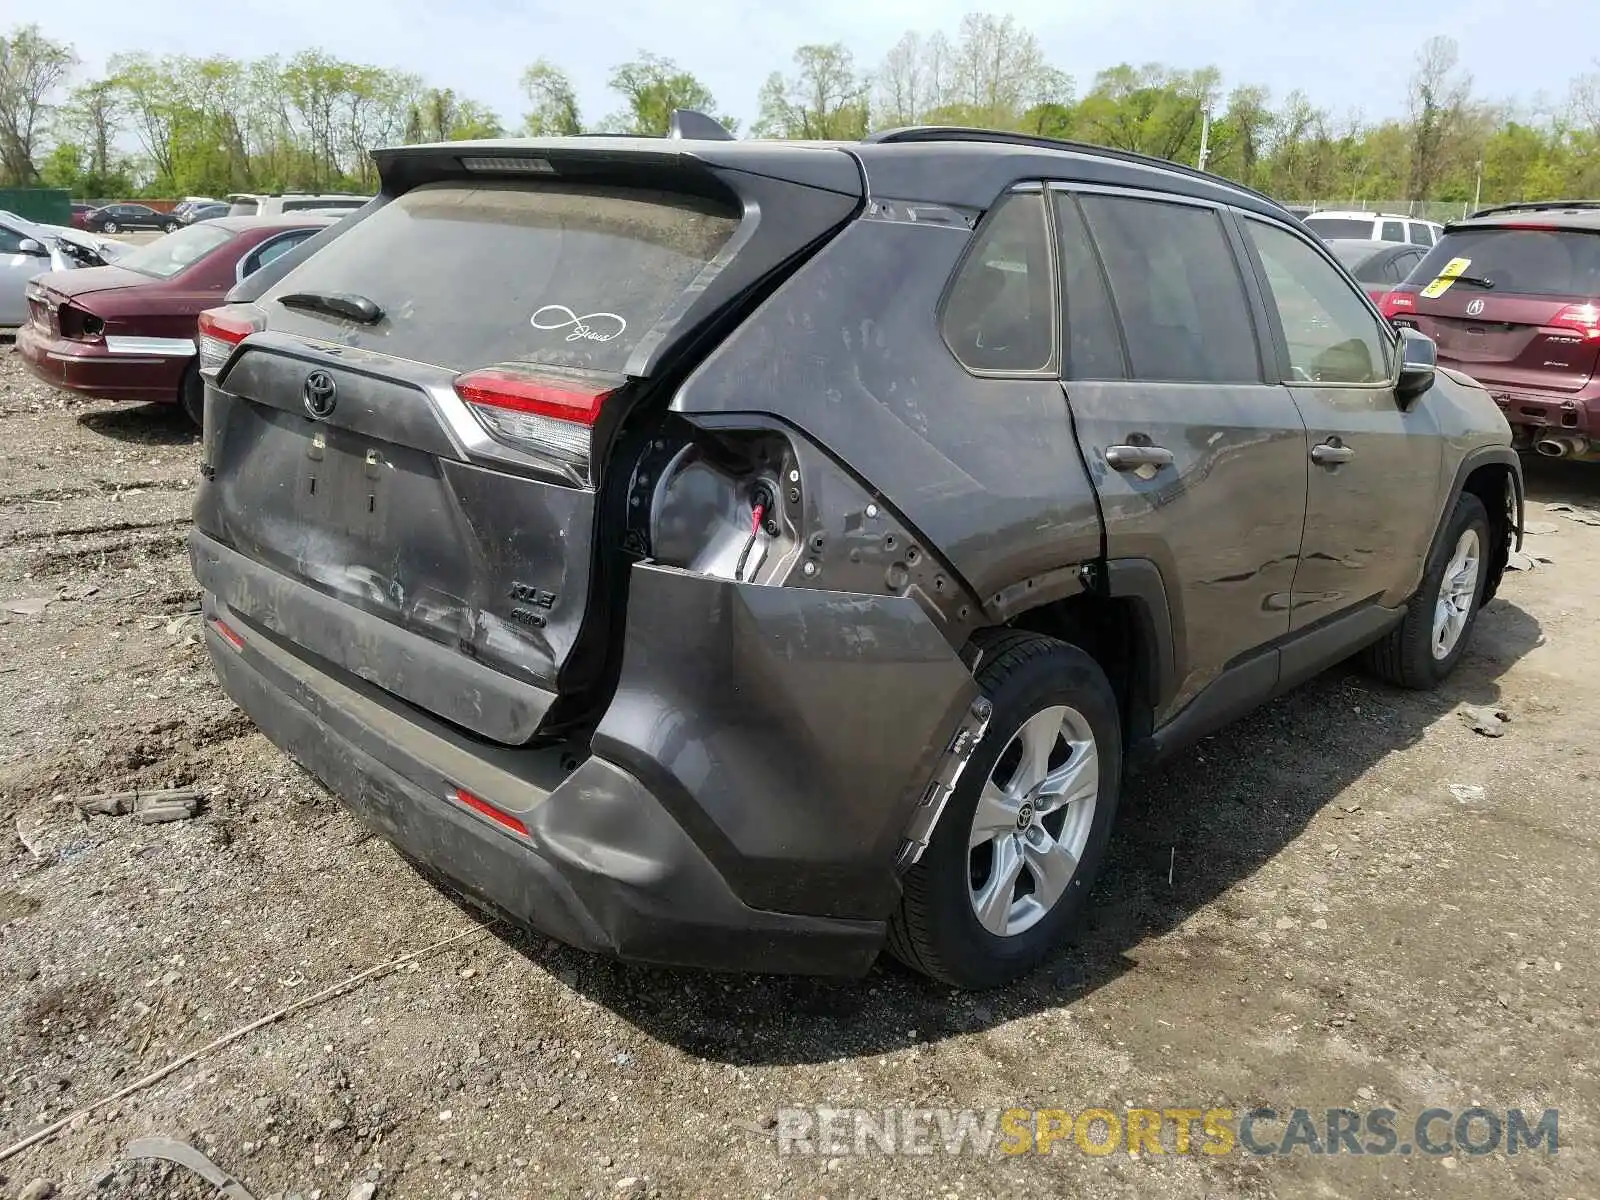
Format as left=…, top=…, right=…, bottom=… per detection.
left=1393, top=226, right=1600, bottom=393
left=193, top=141, right=861, bottom=744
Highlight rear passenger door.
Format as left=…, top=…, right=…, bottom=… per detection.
left=1237, top=215, right=1443, bottom=628
left=1051, top=187, right=1309, bottom=720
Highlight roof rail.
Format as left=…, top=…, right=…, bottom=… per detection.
left=863, top=126, right=1281, bottom=207
left=1467, top=199, right=1600, bottom=220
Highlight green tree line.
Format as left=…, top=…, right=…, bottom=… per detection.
left=2, top=15, right=1597, bottom=205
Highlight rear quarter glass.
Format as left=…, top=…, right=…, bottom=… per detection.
left=258, top=181, right=740, bottom=373
left=1412, top=227, right=1600, bottom=298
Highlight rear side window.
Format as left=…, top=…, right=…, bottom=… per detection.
left=941, top=191, right=1055, bottom=373
left=1078, top=195, right=1262, bottom=384
left=1412, top=227, right=1600, bottom=297
left=1408, top=223, right=1433, bottom=246
left=1051, top=195, right=1125, bottom=380
left=1246, top=218, right=1392, bottom=385
left=1381, top=221, right=1406, bottom=243
left=243, top=231, right=314, bottom=277
left=1304, top=218, right=1374, bottom=240
left=260, top=181, right=740, bottom=373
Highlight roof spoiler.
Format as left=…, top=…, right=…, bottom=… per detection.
left=669, top=109, right=734, bottom=141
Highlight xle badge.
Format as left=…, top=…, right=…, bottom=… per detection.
left=509, top=582, right=557, bottom=629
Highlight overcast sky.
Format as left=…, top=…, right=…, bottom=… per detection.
left=26, top=0, right=1594, bottom=132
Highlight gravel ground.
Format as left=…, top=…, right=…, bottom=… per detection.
left=1, top=344, right=1598, bottom=1200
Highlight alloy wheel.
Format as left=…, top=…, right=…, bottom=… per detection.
left=967, top=704, right=1099, bottom=937
left=1432, top=527, right=1482, bottom=660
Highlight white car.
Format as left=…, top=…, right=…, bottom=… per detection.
left=0, top=211, right=124, bottom=326
left=226, top=193, right=370, bottom=218
left=1302, top=210, right=1443, bottom=247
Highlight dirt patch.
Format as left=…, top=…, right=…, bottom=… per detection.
left=1, top=345, right=1598, bottom=1199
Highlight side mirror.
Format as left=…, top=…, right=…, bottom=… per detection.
left=1395, top=327, right=1436, bottom=407
left=17, top=237, right=47, bottom=256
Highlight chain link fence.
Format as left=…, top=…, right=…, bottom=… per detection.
left=1288, top=199, right=1476, bottom=222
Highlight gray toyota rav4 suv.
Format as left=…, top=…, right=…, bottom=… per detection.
left=190, top=123, right=1522, bottom=988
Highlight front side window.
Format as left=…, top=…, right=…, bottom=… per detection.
left=941, top=191, right=1056, bottom=373
left=1381, top=220, right=1407, bottom=243
left=1408, top=223, right=1433, bottom=246
left=1078, top=194, right=1262, bottom=384
left=1246, top=218, right=1393, bottom=385
left=0, top=224, right=25, bottom=253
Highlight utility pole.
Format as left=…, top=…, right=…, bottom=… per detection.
left=1473, top=159, right=1484, bottom=213
left=1197, top=108, right=1212, bottom=172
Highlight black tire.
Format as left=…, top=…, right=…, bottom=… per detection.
left=101, top=221, right=118, bottom=234
left=1362, top=491, right=1491, bottom=689
left=179, top=365, right=204, bottom=429
left=887, top=630, right=1122, bottom=989
left=165, top=221, right=180, bottom=232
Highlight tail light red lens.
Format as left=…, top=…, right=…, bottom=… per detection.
left=197, top=305, right=265, bottom=372
left=454, top=364, right=619, bottom=484
left=1551, top=303, right=1600, bottom=341
left=1379, top=292, right=1415, bottom=320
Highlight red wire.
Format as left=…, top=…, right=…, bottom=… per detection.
left=750, top=503, right=765, bottom=533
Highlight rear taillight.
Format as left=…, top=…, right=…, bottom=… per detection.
left=57, top=302, right=104, bottom=341
left=454, top=365, right=619, bottom=484
left=1379, top=292, right=1416, bottom=320
left=1550, top=303, right=1600, bottom=341
left=197, top=305, right=265, bottom=372
left=452, top=787, right=529, bottom=837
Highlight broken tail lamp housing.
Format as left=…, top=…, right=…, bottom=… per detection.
left=453, top=364, right=620, bottom=485
left=197, top=305, right=266, bottom=374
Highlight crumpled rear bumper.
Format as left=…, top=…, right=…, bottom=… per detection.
left=195, top=532, right=978, bottom=975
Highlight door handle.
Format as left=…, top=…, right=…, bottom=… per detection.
left=1311, top=440, right=1356, bottom=466
left=1105, top=444, right=1175, bottom=471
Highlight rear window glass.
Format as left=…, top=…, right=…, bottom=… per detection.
left=228, top=199, right=260, bottom=217
left=283, top=198, right=364, bottom=212
left=1413, top=228, right=1600, bottom=297
left=1329, top=243, right=1385, bottom=281
left=1304, top=218, right=1374, bottom=240
left=260, top=181, right=740, bottom=372
left=117, top=223, right=235, bottom=279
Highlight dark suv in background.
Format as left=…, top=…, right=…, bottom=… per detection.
left=189, top=121, right=1522, bottom=988
left=1383, top=201, right=1600, bottom=462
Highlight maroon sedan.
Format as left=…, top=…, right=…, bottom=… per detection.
left=18, top=216, right=333, bottom=425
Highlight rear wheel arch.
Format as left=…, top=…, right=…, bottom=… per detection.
left=994, top=562, right=1176, bottom=753
left=1459, top=459, right=1521, bottom=604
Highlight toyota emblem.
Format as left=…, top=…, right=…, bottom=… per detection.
left=1466, top=298, right=1485, bottom=317
left=303, top=370, right=337, bottom=419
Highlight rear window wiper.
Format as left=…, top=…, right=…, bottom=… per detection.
left=277, top=290, right=384, bottom=324
left=1448, top=274, right=1496, bottom=290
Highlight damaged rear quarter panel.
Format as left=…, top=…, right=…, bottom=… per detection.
left=670, top=212, right=1104, bottom=609
left=592, top=562, right=978, bottom=920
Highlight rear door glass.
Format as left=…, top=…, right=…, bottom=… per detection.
left=1051, top=194, right=1125, bottom=380
left=1412, top=228, right=1600, bottom=297
left=1381, top=221, right=1406, bottom=243
left=260, top=181, right=739, bottom=373
left=1079, top=194, right=1262, bottom=384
